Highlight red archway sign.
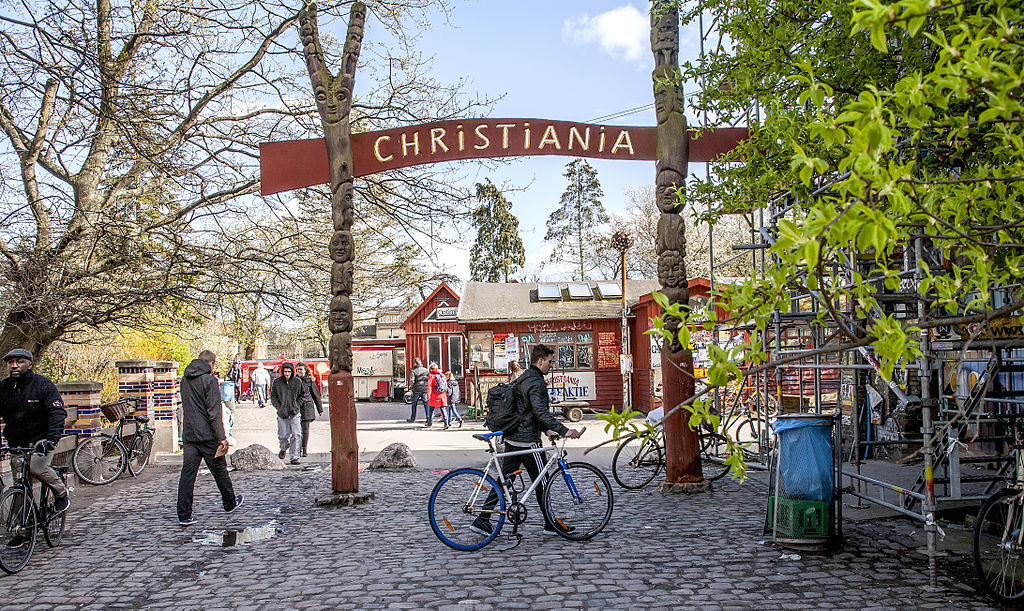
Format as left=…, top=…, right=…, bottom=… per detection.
left=259, top=118, right=746, bottom=196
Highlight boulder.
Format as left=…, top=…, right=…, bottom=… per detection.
left=230, top=444, right=286, bottom=471
left=368, top=443, right=417, bottom=469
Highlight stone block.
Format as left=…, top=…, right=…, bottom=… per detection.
left=368, top=442, right=417, bottom=469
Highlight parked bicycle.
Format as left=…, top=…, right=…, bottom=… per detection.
left=973, top=414, right=1024, bottom=603
left=0, top=447, right=70, bottom=574
left=71, top=398, right=154, bottom=485
left=427, top=427, right=613, bottom=551
left=611, top=425, right=730, bottom=490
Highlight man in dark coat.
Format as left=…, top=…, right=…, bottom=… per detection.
left=270, top=362, right=303, bottom=464
left=176, top=350, right=242, bottom=526
left=407, top=358, right=429, bottom=423
left=0, top=348, right=70, bottom=520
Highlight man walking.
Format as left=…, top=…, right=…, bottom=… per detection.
left=472, top=344, right=580, bottom=536
left=407, top=358, right=429, bottom=423
left=251, top=362, right=270, bottom=408
left=176, top=350, right=242, bottom=526
left=270, top=362, right=303, bottom=465
left=0, top=349, right=70, bottom=522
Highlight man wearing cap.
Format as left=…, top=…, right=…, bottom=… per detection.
left=0, top=348, right=70, bottom=514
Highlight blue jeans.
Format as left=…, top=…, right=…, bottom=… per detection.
left=409, top=392, right=428, bottom=421
left=444, top=403, right=463, bottom=424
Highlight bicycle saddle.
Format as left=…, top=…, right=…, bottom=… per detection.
left=472, top=431, right=503, bottom=441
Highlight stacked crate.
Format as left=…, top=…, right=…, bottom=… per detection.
left=115, top=360, right=155, bottom=419
left=116, top=360, right=180, bottom=452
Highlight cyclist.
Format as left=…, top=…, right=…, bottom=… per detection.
left=471, top=344, right=581, bottom=537
left=0, top=348, right=71, bottom=532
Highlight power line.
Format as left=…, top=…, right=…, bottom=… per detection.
left=587, top=103, right=654, bottom=124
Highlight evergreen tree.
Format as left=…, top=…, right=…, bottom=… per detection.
left=470, top=179, right=526, bottom=283
left=545, top=159, right=609, bottom=280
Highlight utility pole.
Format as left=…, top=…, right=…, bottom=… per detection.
left=612, top=230, right=634, bottom=411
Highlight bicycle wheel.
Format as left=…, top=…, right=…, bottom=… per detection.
left=127, top=430, right=154, bottom=477
left=39, top=485, right=66, bottom=548
left=700, top=431, right=731, bottom=482
left=428, top=468, right=505, bottom=551
left=72, top=434, right=127, bottom=485
left=974, top=487, right=1024, bottom=603
left=543, top=461, right=613, bottom=541
left=0, top=487, right=37, bottom=574
left=612, top=434, right=663, bottom=490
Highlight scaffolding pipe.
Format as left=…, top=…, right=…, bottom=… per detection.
left=916, top=236, right=938, bottom=589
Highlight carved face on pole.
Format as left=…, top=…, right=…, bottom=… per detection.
left=329, top=230, right=354, bottom=263
left=656, top=214, right=687, bottom=253
left=658, top=249, right=686, bottom=288
left=654, top=78, right=684, bottom=126
left=328, top=295, right=353, bottom=333
left=331, top=261, right=354, bottom=295
left=333, top=181, right=355, bottom=229
left=329, top=332, right=353, bottom=373
left=656, top=168, right=685, bottom=212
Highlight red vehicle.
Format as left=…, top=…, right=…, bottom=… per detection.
left=238, top=358, right=330, bottom=399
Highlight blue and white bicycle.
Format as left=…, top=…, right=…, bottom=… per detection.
left=427, top=428, right=613, bottom=551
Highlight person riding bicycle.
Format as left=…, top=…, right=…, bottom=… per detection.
left=471, top=344, right=580, bottom=537
left=0, top=348, right=70, bottom=524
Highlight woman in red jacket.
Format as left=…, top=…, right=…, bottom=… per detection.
left=425, top=362, right=448, bottom=428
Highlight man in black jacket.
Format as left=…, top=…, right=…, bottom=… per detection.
left=472, top=344, right=580, bottom=537
left=407, top=358, right=429, bottom=423
left=0, top=348, right=70, bottom=515
left=176, top=350, right=242, bottom=526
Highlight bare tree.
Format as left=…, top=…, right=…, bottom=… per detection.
left=0, top=0, right=489, bottom=358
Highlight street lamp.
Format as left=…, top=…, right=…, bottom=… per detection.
left=611, top=230, right=634, bottom=412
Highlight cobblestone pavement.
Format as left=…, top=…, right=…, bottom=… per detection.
left=1, top=461, right=997, bottom=610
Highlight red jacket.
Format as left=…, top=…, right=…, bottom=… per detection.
left=427, top=369, right=448, bottom=407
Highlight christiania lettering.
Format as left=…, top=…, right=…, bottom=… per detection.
left=372, top=121, right=636, bottom=164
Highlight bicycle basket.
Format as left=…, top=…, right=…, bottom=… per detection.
left=100, top=400, right=132, bottom=422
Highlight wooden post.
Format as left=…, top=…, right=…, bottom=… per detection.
left=299, top=1, right=365, bottom=493
left=651, top=1, right=705, bottom=488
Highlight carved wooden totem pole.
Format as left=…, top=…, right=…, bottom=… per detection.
left=651, top=2, right=704, bottom=489
left=299, top=1, right=364, bottom=493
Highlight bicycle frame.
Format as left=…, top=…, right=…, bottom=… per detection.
left=473, top=437, right=579, bottom=517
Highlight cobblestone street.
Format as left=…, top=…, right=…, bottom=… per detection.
left=2, top=458, right=997, bottom=609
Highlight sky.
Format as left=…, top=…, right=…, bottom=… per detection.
left=365, top=1, right=706, bottom=285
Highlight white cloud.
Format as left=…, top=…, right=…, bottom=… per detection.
left=563, top=4, right=651, bottom=65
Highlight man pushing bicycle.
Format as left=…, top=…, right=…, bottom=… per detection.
left=0, top=348, right=70, bottom=523
left=471, top=344, right=581, bottom=537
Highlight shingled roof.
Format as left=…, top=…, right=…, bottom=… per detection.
left=459, top=279, right=661, bottom=323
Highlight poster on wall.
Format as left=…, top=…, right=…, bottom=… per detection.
left=505, top=335, right=519, bottom=368
left=596, top=331, right=619, bottom=369
left=469, top=331, right=493, bottom=369
left=547, top=371, right=597, bottom=401
left=353, top=349, right=394, bottom=377
left=493, top=333, right=510, bottom=372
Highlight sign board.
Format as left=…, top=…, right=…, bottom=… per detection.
left=620, top=354, right=633, bottom=375
left=352, top=349, right=393, bottom=377
left=547, top=371, right=597, bottom=401
left=260, top=122, right=749, bottom=195
left=435, top=306, right=458, bottom=320
left=597, top=331, right=619, bottom=369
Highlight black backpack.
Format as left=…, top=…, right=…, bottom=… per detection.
left=484, top=378, right=525, bottom=433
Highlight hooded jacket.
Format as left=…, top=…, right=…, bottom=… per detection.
left=270, top=363, right=303, bottom=420
left=0, top=369, right=66, bottom=447
left=179, top=358, right=226, bottom=443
